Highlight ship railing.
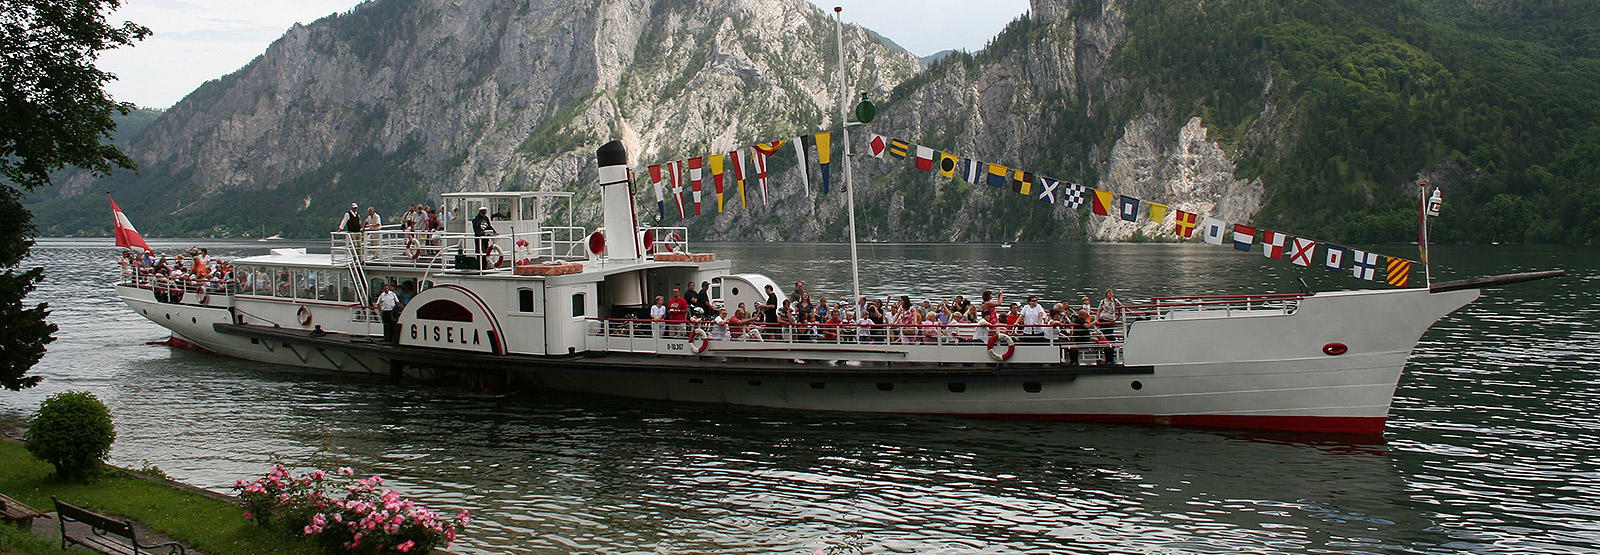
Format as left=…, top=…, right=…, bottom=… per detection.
left=641, top=226, right=690, bottom=255
left=121, top=269, right=236, bottom=303
left=1123, top=293, right=1304, bottom=320
left=330, top=227, right=590, bottom=269
left=585, top=317, right=1127, bottom=358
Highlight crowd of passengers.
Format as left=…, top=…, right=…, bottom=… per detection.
left=119, top=247, right=234, bottom=292
left=642, top=280, right=1129, bottom=344
left=335, top=202, right=452, bottom=234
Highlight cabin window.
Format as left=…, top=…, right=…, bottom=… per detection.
left=276, top=269, right=293, bottom=297
left=318, top=272, right=342, bottom=302
left=416, top=300, right=473, bottom=322
left=296, top=269, right=316, bottom=300
left=490, top=198, right=514, bottom=221
left=710, top=278, right=722, bottom=303
left=518, top=289, right=534, bottom=312
left=571, top=293, right=586, bottom=317
left=520, top=197, right=537, bottom=221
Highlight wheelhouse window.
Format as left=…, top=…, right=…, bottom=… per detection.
left=571, top=293, right=585, bottom=318
left=520, top=197, right=537, bottom=221
left=518, top=289, right=535, bottom=313
left=490, top=198, right=514, bottom=221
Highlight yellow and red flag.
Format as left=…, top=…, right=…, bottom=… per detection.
left=1175, top=210, right=1197, bottom=238
left=1091, top=189, right=1114, bottom=216
left=1386, top=258, right=1412, bottom=287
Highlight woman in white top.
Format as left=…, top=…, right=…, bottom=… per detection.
left=712, top=308, right=730, bottom=340
left=649, top=296, right=667, bottom=338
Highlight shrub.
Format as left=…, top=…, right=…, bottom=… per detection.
left=24, top=391, right=115, bottom=481
left=234, top=465, right=469, bottom=554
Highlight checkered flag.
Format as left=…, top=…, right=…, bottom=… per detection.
left=1063, top=182, right=1086, bottom=209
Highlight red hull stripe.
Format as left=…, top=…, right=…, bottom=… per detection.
left=952, top=413, right=1387, bottom=435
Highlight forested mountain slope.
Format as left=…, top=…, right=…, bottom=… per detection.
left=29, top=0, right=1598, bottom=245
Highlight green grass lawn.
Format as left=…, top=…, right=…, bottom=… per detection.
left=0, top=440, right=312, bottom=554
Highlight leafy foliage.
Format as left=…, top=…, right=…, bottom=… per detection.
left=25, top=391, right=116, bottom=482
left=0, top=0, right=140, bottom=389
left=1113, top=0, right=1600, bottom=243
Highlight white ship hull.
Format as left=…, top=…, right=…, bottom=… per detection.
left=120, top=279, right=1480, bottom=434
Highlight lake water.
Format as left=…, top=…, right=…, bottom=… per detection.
left=4, top=238, right=1598, bottom=554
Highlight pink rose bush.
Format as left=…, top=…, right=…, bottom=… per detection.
left=233, top=464, right=468, bottom=554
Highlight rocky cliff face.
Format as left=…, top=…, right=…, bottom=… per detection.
left=696, top=0, right=1266, bottom=242
left=54, top=0, right=919, bottom=234
left=53, top=0, right=1273, bottom=242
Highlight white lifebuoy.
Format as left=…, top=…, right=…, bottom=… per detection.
left=297, top=306, right=313, bottom=327
left=986, top=333, right=1015, bottom=361
left=198, top=291, right=211, bottom=304
left=405, top=239, right=421, bottom=259
left=687, top=328, right=710, bottom=354
left=488, top=244, right=506, bottom=268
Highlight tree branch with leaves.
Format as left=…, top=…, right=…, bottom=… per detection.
left=0, top=0, right=147, bottom=390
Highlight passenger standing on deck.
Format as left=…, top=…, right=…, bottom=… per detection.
left=666, top=287, right=689, bottom=338
left=699, top=281, right=715, bottom=313
left=1097, top=289, right=1124, bottom=323
left=762, top=284, right=779, bottom=324
left=471, top=207, right=494, bottom=263
left=337, top=203, right=362, bottom=233
left=1020, top=295, right=1047, bottom=337
left=684, top=281, right=702, bottom=312
left=377, top=284, right=400, bottom=343
left=649, top=296, right=667, bottom=338
left=1097, top=288, right=1124, bottom=342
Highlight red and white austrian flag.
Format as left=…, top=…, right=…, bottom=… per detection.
left=109, top=196, right=150, bottom=252
left=1262, top=230, right=1288, bottom=259
left=1288, top=237, right=1316, bottom=267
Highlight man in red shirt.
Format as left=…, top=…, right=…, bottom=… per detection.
left=666, top=287, right=690, bottom=338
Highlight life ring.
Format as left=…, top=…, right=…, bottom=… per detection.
left=297, top=306, right=313, bottom=327
left=405, top=239, right=421, bottom=259
left=686, top=328, right=710, bottom=354
left=662, top=232, right=682, bottom=253
left=198, top=290, right=211, bottom=304
left=986, top=333, right=1015, bottom=361
left=488, top=244, right=506, bottom=268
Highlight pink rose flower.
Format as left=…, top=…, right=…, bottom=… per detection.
left=396, top=540, right=415, bottom=553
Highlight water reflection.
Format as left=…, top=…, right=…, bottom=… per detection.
left=3, top=239, right=1597, bottom=553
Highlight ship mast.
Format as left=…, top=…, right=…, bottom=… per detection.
left=834, top=6, right=862, bottom=306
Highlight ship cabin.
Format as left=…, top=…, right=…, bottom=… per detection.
left=213, top=190, right=741, bottom=356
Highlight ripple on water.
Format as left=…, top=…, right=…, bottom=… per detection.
left=4, top=240, right=1598, bottom=553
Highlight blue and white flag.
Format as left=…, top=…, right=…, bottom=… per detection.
left=1119, top=195, right=1140, bottom=222
left=1063, top=183, right=1086, bottom=209
left=1202, top=217, right=1227, bottom=245
left=1325, top=245, right=1348, bottom=272
left=961, top=158, right=982, bottom=185
left=1351, top=249, right=1380, bottom=280
left=1037, top=177, right=1059, bottom=204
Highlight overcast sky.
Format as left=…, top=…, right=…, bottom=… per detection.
left=97, top=0, right=1031, bottom=109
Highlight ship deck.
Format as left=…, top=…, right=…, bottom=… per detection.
left=213, top=323, right=1154, bottom=383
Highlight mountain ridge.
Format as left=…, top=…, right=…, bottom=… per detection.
left=26, top=0, right=1600, bottom=245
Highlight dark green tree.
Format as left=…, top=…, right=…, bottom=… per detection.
left=0, top=0, right=148, bottom=390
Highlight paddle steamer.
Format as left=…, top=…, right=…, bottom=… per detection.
left=113, top=138, right=1567, bottom=435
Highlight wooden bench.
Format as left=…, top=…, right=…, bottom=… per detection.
left=52, top=497, right=185, bottom=555
left=0, top=492, right=44, bottom=529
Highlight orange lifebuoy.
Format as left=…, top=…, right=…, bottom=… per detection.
left=986, top=333, right=1015, bottom=361
left=297, top=306, right=313, bottom=327
left=687, top=328, right=710, bottom=354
